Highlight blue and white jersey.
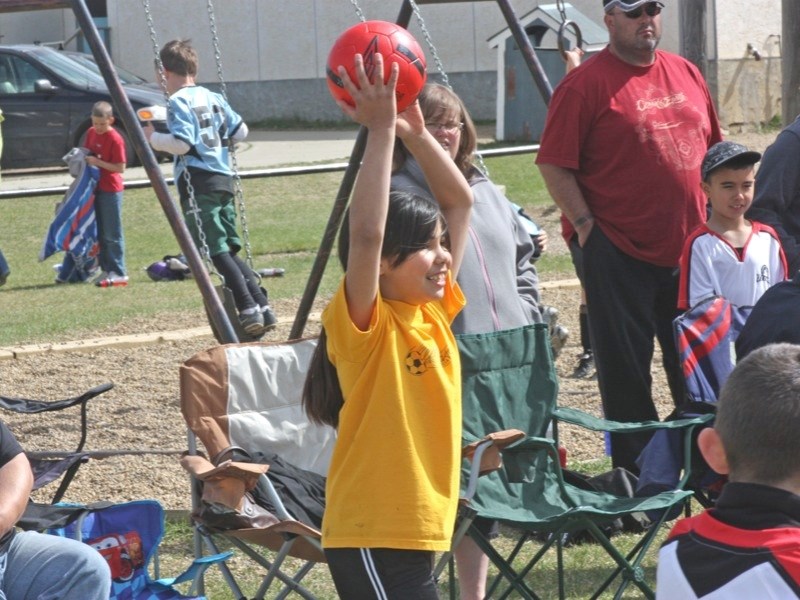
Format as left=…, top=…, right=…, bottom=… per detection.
left=167, top=85, right=243, bottom=180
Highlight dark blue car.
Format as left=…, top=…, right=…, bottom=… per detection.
left=0, top=44, right=167, bottom=170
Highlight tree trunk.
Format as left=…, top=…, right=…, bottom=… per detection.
left=681, top=0, right=707, bottom=77
left=783, top=0, right=800, bottom=126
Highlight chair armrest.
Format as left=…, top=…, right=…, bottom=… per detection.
left=0, top=382, right=113, bottom=414
left=463, top=429, right=526, bottom=475
left=554, top=406, right=713, bottom=433
left=180, top=454, right=268, bottom=490
left=461, top=429, right=526, bottom=501
left=154, top=551, right=233, bottom=589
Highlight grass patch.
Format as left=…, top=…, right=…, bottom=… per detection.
left=0, top=171, right=346, bottom=346
left=0, top=152, right=566, bottom=347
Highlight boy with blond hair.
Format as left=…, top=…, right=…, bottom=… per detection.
left=144, top=39, right=276, bottom=335
left=84, top=100, right=128, bottom=287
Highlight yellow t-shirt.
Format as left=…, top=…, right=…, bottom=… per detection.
left=321, top=273, right=465, bottom=551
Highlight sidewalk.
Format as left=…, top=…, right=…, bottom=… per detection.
left=0, top=129, right=360, bottom=195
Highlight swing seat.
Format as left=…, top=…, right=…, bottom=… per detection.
left=205, top=282, right=277, bottom=344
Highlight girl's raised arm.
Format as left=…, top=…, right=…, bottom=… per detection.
left=396, top=106, right=473, bottom=277
left=335, top=54, right=399, bottom=331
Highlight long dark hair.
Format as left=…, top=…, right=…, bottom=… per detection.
left=302, top=191, right=444, bottom=427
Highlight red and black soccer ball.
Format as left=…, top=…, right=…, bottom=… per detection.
left=326, top=20, right=427, bottom=113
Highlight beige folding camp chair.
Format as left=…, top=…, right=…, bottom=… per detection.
left=179, top=338, right=336, bottom=599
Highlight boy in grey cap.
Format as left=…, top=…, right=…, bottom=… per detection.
left=677, top=141, right=787, bottom=310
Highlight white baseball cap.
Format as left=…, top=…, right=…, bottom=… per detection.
left=603, top=0, right=664, bottom=12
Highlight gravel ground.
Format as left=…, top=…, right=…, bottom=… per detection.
left=2, top=130, right=777, bottom=511
left=0, top=276, right=648, bottom=511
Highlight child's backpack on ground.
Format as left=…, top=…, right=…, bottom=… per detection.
left=146, top=255, right=192, bottom=282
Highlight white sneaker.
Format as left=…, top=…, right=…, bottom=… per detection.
left=92, top=270, right=109, bottom=284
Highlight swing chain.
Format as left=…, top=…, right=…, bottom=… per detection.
left=206, top=0, right=228, bottom=99
left=555, top=0, right=583, bottom=62
left=408, top=0, right=449, bottom=89
left=205, top=0, right=256, bottom=271
left=182, top=164, right=215, bottom=268
left=348, top=0, right=367, bottom=23
left=140, top=0, right=170, bottom=98
left=406, top=0, right=488, bottom=176
left=140, top=0, right=217, bottom=276
left=556, top=0, right=569, bottom=24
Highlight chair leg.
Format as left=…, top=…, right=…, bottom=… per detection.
left=470, top=528, right=541, bottom=600
left=486, top=530, right=532, bottom=598
left=199, top=528, right=248, bottom=600
left=448, top=555, right=457, bottom=600
left=583, top=520, right=655, bottom=600
left=225, top=535, right=319, bottom=600
left=494, top=528, right=569, bottom=600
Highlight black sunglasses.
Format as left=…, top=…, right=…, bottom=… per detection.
left=619, top=2, right=663, bottom=18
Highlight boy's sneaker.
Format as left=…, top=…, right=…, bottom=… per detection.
left=260, top=304, right=278, bottom=332
left=238, top=309, right=265, bottom=336
left=95, top=272, right=129, bottom=288
left=572, top=351, right=596, bottom=379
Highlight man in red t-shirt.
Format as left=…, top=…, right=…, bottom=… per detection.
left=536, top=0, right=723, bottom=472
left=83, top=101, right=128, bottom=287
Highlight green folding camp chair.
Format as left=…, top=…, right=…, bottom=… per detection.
left=436, top=324, right=712, bottom=600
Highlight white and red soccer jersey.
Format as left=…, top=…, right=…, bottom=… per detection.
left=657, top=483, right=800, bottom=598
left=677, top=221, right=788, bottom=310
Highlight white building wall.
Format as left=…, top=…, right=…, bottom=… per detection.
left=715, top=0, right=780, bottom=60
left=0, top=1, right=675, bottom=79
left=0, top=0, right=779, bottom=129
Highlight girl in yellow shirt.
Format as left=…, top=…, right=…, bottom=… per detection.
left=303, top=53, right=473, bottom=598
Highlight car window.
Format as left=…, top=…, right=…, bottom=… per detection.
left=4, top=55, right=46, bottom=94
left=29, top=48, right=105, bottom=88
left=0, top=58, right=17, bottom=94
left=64, top=52, right=148, bottom=86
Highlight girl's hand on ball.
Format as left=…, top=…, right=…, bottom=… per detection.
left=338, top=53, right=398, bottom=130
left=396, top=100, right=424, bottom=140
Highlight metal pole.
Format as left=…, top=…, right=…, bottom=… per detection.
left=288, top=1, right=416, bottom=340
left=681, top=0, right=707, bottom=78
left=69, top=0, right=238, bottom=344
left=495, top=0, right=553, bottom=105
left=782, top=0, right=800, bottom=127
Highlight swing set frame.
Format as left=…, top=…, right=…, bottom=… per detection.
left=8, top=0, right=568, bottom=345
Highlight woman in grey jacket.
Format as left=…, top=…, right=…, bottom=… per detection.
left=391, top=82, right=543, bottom=600
left=392, top=83, right=543, bottom=335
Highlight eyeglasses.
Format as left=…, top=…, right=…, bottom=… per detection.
left=612, top=2, right=663, bottom=18
left=425, top=121, right=463, bottom=134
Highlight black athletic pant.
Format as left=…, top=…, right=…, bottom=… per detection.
left=325, top=548, right=439, bottom=599
left=211, top=252, right=268, bottom=312
left=569, top=236, right=592, bottom=353
left=581, top=226, right=686, bottom=474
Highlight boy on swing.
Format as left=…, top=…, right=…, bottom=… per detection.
left=144, top=39, right=276, bottom=336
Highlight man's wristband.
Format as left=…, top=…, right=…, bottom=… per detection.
left=573, top=214, right=594, bottom=228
